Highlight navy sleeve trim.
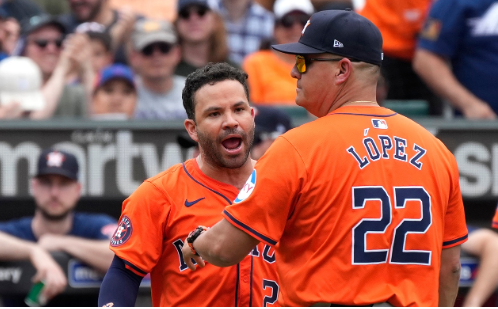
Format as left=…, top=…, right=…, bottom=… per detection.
left=123, top=260, right=147, bottom=276
left=443, top=234, right=468, bottom=247
left=224, top=210, right=277, bottom=246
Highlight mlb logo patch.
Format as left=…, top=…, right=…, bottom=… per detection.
left=372, top=119, right=388, bottom=129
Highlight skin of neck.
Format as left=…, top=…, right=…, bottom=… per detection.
left=182, top=40, right=210, bottom=67
left=222, top=0, right=251, bottom=22
left=325, top=69, right=379, bottom=115
left=31, top=211, right=74, bottom=239
left=142, top=75, right=173, bottom=94
left=196, top=154, right=255, bottom=191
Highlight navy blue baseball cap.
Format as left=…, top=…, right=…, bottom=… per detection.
left=94, top=64, right=135, bottom=90
left=272, top=9, right=383, bottom=66
left=254, top=106, right=292, bottom=144
left=36, top=149, right=79, bottom=180
left=178, top=0, right=210, bottom=12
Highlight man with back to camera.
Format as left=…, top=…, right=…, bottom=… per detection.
left=98, top=62, right=278, bottom=307
left=182, top=9, right=468, bottom=307
left=0, top=148, right=117, bottom=306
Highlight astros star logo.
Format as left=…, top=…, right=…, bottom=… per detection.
left=46, top=151, right=65, bottom=167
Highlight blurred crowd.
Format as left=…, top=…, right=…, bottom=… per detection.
left=0, top=0, right=494, bottom=121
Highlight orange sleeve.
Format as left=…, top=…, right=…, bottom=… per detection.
left=442, top=154, right=468, bottom=248
left=492, top=206, right=498, bottom=229
left=223, top=136, right=307, bottom=246
left=243, top=53, right=264, bottom=103
left=110, top=180, right=171, bottom=274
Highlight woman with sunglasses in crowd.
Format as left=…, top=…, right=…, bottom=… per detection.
left=243, top=0, right=314, bottom=106
left=174, top=0, right=239, bottom=78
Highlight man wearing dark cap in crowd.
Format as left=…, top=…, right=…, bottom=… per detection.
left=17, top=14, right=89, bottom=119
left=0, top=149, right=117, bottom=306
left=129, top=18, right=187, bottom=120
left=182, top=9, right=467, bottom=307
left=251, top=105, right=292, bottom=159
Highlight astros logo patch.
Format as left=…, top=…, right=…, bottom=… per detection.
left=234, top=169, right=256, bottom=203
left=110, top=216, right=133, bottom=247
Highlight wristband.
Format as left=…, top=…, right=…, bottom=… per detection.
left=186, top=226, right=208, bottom=256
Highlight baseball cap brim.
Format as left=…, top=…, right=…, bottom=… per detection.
left=271, top=42, right=325, bottom=55
left=134, top=33, right=176, bottom=51
left=0, top=92, right=45, bottom=111
left=35, top=167, right=78, bottom=180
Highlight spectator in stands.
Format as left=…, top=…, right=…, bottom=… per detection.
left=91, top=64, right=137, bottom=120
left=59, top=0, right=139, bottom=65
left=128, top=18, right=187, bottom=120
left=251, top=105, right=292, bottom=159
left=460, top=226, right=498, bottom=307
left=18, top=14, right=89, bottom=118
left=243, top=0, right=313, bottom=105
left=210, top=0, right=274, bottom=65
left=2, top=16, right=20, bottom=55
left=75, top=22, right=113, bottom=73
left=72, top=22, right=114, bottom=99
left=0, top=56, right=44, bottom=119
left=359, top=0, right=443, bottom=116
left=0, top=148, right=117, bottom=306
left=174, top=0, right=238, bottom=77
left=413, top=0, right=498, bottom=119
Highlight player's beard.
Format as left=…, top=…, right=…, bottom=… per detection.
left=197, top=126, right=254, bottom=169
left=36, top=202, right=73, bottom=221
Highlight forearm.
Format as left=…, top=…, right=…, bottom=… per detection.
left=98, top=255, right=143, bottom=307
left=58, top=237, right=113, bottom=273
left=438, top=246, right=461, bottom=306
left=32, top=65, right=67, bottom=119
left=193, top=219, right=259, bottom=267
left=413, top=49, right=487, bottom=112
left=0, top=232, right=36, bottom=260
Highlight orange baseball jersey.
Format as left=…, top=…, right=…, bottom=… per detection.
left=359, top=0, right=432, bottom=60
left=224, top=105, right=468, bottom=306
left=493, top=205, right=498, bottom=229
left=110, top=159, right=279, bottom=307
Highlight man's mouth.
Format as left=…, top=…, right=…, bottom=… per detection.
left=222, top=137, right=242, bottom=152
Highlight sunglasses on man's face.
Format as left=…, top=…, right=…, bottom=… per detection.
left=31, top=38, right=64, bottom=49
left=295, top=55, right=361, bottom=74
left=279, top=14, right=309, bottom=29
left=141, top=42, right=173, bottom=56
left=179, top=6, right=208, bottom=20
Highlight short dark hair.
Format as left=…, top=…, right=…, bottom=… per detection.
left=182, top=62, right=249, bottom=121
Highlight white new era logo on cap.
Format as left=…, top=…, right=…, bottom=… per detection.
left=333, top=39, right=344, bottom=48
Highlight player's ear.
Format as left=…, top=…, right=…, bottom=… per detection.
left=336, top=58, right=352, bottom=85
left=184, top=119, right=199, bottom=142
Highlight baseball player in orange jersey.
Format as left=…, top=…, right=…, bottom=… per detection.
left=182, top=10, right=468, bottom=307
left=98, top=63, right=279, bottom=307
